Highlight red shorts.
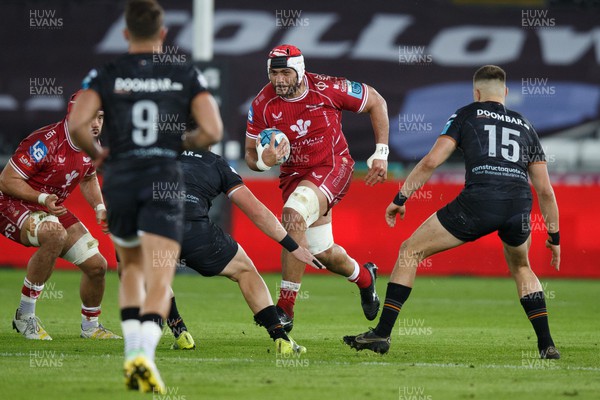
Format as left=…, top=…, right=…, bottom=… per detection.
left=0, top=195, right=79, bottom=244
left=280, top=155, right=355, bottom=211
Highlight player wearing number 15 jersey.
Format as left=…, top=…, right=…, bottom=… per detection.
left=67, top=0, right=223, bottom=394
left=344, top=65, right=561, bottom=360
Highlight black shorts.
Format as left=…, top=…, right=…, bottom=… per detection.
left=436, top=193, right=532, bottom=247
left=180, top=219, right=238, bottom=277
left=102, top=161, right=185, bottom=244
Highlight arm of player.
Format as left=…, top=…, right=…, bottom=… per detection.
left=360, top=85, right=390, bottom=186
left=230, top=185, right=324, bottom=269
left=528, top=162, right=560, bottom=271
left=79, top=174, right=108, bottom=232
left=385, top=136, right=456, bottom=227
left=186, top=92, right=223, bottom=149
left=67, top=90, right=106, bottom=162
left=0, top=163, right=66, bottom=216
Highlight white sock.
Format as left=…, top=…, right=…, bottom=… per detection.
left=18, top=296, right=36, bottom=317
left=81, top=305, right=101, bottom=330
left=18, top=278, right=44, bottom=316
left=280, top=280, right=301, bottom=292
left=140, top=321, right=163, bottom=361
left=121, top=319, right=141, bottom=360
left=346, top=259, right=361, bottom=281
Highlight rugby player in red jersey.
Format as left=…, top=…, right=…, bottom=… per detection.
left=245, top=44, right=390, bottom=331
left=0, top=92, right=119, bottom=340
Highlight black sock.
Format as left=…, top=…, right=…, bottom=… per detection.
left=254, top=305, right=288, bottom=341
left=166, top=297, right=188, bottom=338
left=140, top=313, right=164, bottom=330
left=374, top=283, right=412, bottom=338
left=520, top=291, right=554, bottom=350
left=120, top=307, right=140, bottom=322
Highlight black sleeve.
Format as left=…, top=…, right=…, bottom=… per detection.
left=190, top=66, right=209, bottom=99
left=217, top=157, right=244, bottom=195
left=82, top=66, right=104, bottom=94
left=524, top=118, right=546, bottom=164
left=439, top=108, right=465, bottom=146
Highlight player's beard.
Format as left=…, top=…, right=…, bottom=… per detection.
left=274, top=78, right=300, bottom=99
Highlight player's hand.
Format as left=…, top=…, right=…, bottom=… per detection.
left=256, top=134, right=278, bottom=168
left=45, top=194, right=67, bottom=216
left=385, top=202, right=405, bottom=227
left=365, top=159, right=388, bottom=187
left=545, top=240, right=560, bottom=271
left=291, top=246, right=325, bottom=269
left=275, top=138, right=290, bottom=165
left=96, top=208, right=109, bottom=234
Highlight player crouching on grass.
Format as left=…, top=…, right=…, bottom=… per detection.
left=0, top=92, right=120, bottom=340
left=344, top=65, right=560, bottom=359
left=166, top=123, right=325, bottom=354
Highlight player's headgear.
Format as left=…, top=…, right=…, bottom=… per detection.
left=267, top=44, right=305, bottom=83
left=66, top=90, right=103, bottom=116
left=66, top=91, right=81, bottom=115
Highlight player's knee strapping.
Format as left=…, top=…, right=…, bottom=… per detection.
left=305, top=223, right=334, bottom=255
left=26, top=211, right=60, bottom=247
left=283, top=186, right=320, bottom=228
left=63, top=232, right=100, bottom=265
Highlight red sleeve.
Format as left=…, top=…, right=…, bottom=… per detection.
left=245, top=93, right=268, bottom=140
left=8, top=131, right=50, bottom=179
left=85, top=164, right=97, bottom=177
left=318, top=75, right=369, bottom=113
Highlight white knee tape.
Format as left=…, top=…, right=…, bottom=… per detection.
left=283, top=186, right=320, bottom=228
left=26, top=211, right=60, bottom=247
left=63, top=232, right=100, bottom=265
left=305, top=223, right=334, bottom=255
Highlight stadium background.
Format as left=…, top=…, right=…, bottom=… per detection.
left=0, top=0, right=598, bottom=277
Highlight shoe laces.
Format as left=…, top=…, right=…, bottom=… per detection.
left=23, top=315, right=44, bottom=336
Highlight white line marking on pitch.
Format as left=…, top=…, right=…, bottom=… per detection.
left=2, top=353, right=598, bottom=372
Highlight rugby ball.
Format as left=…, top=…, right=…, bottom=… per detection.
left=257, top=128, right=290, bottom=165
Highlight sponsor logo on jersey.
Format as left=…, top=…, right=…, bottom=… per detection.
left=247, top=106, right=254, bottom=123
left=82, top=69, right=98, bottom=90
left=58, top=155, right=66, bottom=164
left=4, top=223, right=16, bottom=239
left=476, top=109, right=526, bottom=127
left=83, top=156, right=91, bottom=163
left=346, top=80, right=363, bottom=99
left=299, top=136, right=324, bottom=147
left=271, top=111, right=283, bottom=120
left=315, top=81, right=328, bottom=91
left=19, top=154, right=31, bottom=167
left=290, top=119, right=311, bottom=138
left=311, top=171, right=323, bottom=179
left=306, top=102, right=324, bottom=111
left=45, top=130, right=56, bottom=140
left=29, top=140, right=48, bottom=163
left=181, top=150, right=202, bottom=158
left=440, top=114, right=456, bottom=135
left=114, top=77, right=183, bottom=93
left=61, top=170, right=80, bottom=189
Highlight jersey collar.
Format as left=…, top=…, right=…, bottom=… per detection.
left=63, top=119, right=82, bottom=152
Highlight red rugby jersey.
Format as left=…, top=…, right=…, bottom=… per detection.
left=8, top=118, right=96, bottom=204
left=246, top=72, right=368, bottom=174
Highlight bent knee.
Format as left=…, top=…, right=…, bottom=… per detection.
left=80, top=255, right=108, bottom=278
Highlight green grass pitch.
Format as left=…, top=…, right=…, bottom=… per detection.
left=0, top=268, right=598, bottom=399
